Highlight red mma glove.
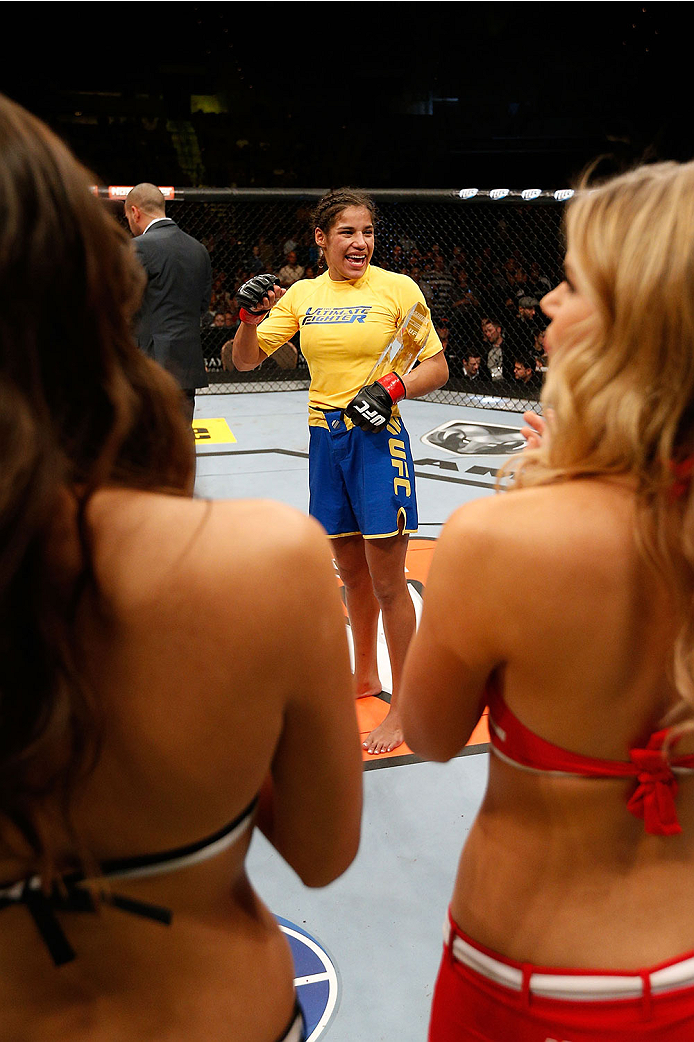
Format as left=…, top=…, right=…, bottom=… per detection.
left=344, top=372, right=406, bottom=432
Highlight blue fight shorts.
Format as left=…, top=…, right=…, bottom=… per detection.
left=308, top=410, right=418, bottom=539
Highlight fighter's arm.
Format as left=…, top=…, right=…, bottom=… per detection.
left=402, top=349, right=449, bottom=399
left=231, top=321, right=270, bottom=371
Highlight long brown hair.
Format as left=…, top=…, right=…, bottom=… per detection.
left=0, top=93, right=195, bottom=875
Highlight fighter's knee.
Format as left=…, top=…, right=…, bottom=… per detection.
left=371, top=577, right=407, bottom=610
left=336, top=561, right=372, bottom=593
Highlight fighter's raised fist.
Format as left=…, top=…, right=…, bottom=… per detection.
left=237, top=274, right=282, bottom=324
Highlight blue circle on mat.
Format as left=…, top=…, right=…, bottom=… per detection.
left=276, top=916, right=340, bottom=1040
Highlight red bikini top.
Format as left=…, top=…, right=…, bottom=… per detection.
left=487, top=686, right=694, bottom=837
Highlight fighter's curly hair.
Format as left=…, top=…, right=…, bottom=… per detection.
left=0, top=93, right=195, bottom=880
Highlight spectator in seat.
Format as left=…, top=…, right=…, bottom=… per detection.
left=461, top=349, right=493, bottom=392
left=278, top=250, right=305, bottom=288
left=420, top=255, right=458, bottom=324
left=513, top=355, right=543, bottom=395
left=480, top=316, right=512, bottom=383
left=201, top=301, right=218, bottom=328
left=257, top=235, right=276, bottom=271
left=248, top=245, right=264, bottom=274
left=528, top=260, right=553, bottom=299
left=451, top=269, right=481, bottom=314
left=534, top=327, right=549, bottom=372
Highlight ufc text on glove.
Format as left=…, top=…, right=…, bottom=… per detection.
left=344, top=372, right=406, bottom=432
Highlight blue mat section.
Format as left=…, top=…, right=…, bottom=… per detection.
left=276, top=915, right=339, bottom=1040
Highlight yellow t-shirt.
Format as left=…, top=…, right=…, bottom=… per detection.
left=256, top=265, right=443, bottom=427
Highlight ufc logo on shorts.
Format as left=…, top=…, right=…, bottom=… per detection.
left=389, top=438, right=411, bottom=497
left=353, top=402, right=386, bottom=427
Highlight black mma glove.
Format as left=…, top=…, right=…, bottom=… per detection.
left=237, top=273, right=281, bottom=324
left=344, top=372, right=406, bottom=432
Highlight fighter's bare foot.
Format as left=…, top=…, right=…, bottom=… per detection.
left=362, top=711, right=404, bottom=755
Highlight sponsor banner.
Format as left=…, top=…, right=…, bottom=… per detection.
left=108, top=185, right=176, bottom=200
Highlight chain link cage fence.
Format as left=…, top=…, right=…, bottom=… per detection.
left=106, top=187, right=570, bottom=414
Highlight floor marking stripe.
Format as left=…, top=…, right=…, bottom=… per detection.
left=294, top=972, right=331, bottom=986
left=195, top=446, right=499, bottom=487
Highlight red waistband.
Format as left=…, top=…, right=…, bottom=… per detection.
left=444, top=911, right=694, bottom=1004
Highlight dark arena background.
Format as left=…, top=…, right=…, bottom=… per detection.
left=3, top=8, right=694, bottom=1040
left=3, top=5, right=689, bottom=414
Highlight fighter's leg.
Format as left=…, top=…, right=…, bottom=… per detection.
left=331, top=534, right=381, bottom=698
left=361, top=529, right=414, bottom=754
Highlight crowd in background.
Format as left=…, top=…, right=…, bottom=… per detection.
left=197, top=209, right=557, bottom=400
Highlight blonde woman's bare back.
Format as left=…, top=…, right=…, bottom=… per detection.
left=0, top=489, right=362, bottom=1041
left=402, top=477, right=694, bottom=970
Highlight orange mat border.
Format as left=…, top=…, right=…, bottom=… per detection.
left=358, top=696, right=489, bottom=764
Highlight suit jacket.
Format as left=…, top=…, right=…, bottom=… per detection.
left=133, top=219, right=212, bottom=391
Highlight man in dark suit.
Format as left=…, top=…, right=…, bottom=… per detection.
left=460, top=349, right=494, bottom=393
left=125, top=183, right=212, bottom=422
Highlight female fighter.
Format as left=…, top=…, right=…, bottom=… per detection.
left=401, top=160, right=694, bottom=1040
left=232, top=189, right=448, bottom=755
left=0, top=94, right=362, bottom=1041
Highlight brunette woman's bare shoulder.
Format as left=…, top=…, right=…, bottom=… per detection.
left=201, top=498, right=336, bottom=595
left=89, top=490, right=331, bottom=611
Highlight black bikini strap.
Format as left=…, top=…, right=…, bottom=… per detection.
left=0, top=876, right=172, bottom=966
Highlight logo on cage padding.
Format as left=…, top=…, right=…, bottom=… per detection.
left=420, top=420, right=526, bottom=456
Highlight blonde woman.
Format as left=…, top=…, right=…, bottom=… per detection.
left=0, top=94, right=362, bottom=1042
left=401, top=161, right=694, bottom=1040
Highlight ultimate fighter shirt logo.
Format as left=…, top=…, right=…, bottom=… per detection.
left=302, top=306, right=372, bottom=325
